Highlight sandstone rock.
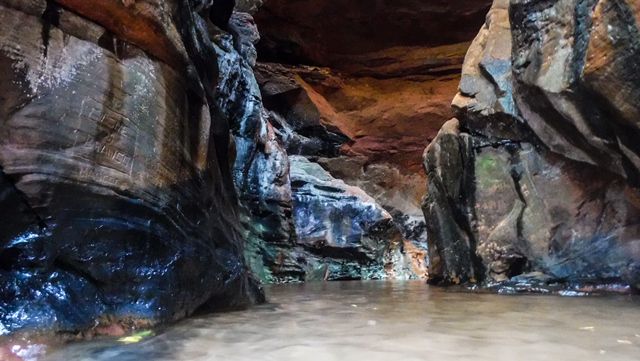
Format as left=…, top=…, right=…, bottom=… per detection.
left=289, top=156, right=398, bottom=280
left=255, top=63, right=350, bottom=157
left=252, top=0, right=494, bottom=177
left=0, top=0, right=259, bottom=336
left=315, top=156, right=429, bottom=279
left=254, top=0, right=492, bottom=68
left=176, top=1, right=468, bottom=283
left=210, top=25, right=299, bottom=284
left=248, top=0, right=495, bottom=280
left=495, top=0, right=637, bottom=181
left=422, top=119, right=480, bottom=284
left=254, top=61, right=433, bottom=279
left=424, top=0, right=640, bottom=289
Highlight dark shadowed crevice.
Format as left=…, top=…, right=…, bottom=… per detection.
left=507, top=147, right=530, bottom=278
left=41, top=0, right=61, bottom=58
left=0, top=167, right=47, bottom=232
left=210, top=0, right=236, bottom=30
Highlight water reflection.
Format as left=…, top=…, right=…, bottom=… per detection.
left=45, top=281, right=640, bottom=361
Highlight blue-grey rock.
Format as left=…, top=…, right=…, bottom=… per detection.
left=289, top=156, right=397, bottom=280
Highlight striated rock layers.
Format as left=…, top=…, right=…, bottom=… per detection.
left=0, top=0, right=264, bottom=336
left=246, top=0, right=493, bottom=282
left=424, top=0, right=640, bottom=291
left=289, top=156, right=401, bottom=280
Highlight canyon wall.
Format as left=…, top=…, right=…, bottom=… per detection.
left=0, top=0, right=265, bottom=336
left=247, top=0, right=493, bottom=282
left=2, top=0, right=496, bottom=336
left=5, top=0, right=636, bottom=340
left=424, top=0, right=640, bottom=291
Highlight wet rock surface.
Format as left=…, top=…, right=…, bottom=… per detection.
left=289, top=156, right=398, bottom=280
left=246, top=1, right=496, bottom=280
left=251, top=62, right=432, bottom=281
left=206, top=10, right=432, bottom=281
left=213, top=11, right=299, bottom=284
left=424, top=0, right=640, bottom=290
left=6, top=0, right=637, bottom=349
left=0, top=0, right=262, bottom=337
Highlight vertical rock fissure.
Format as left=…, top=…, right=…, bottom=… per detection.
left=41, top=0, right=61, bottom=58
left=508, top=146, right=529, bottom=277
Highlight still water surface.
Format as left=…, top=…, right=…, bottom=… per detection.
left=45, top=281, right=640, bottom=361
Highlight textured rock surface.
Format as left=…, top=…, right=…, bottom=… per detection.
left=254, top=0, right=492, bottom=67
left=424, top=0, right=640, bottom=290
left=253, top=63, right=432, bottom=280
left=288, top=156, right=399, bottom=280
left=248, top=1, right=494, bottom=280
left=214, top=11, right=299, bottom=284
left=0, top=0, right=262, bottom=336
left=235, top=0, right=262, bottom=13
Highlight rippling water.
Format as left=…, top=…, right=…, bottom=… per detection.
left=40, top=281, right=640, bottom=361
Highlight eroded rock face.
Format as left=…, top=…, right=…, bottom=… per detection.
left=289, top=156, right=398, bottom=280
left=248, top=1, right=494, bottom=280
left=254, top=0, right=492, bottom=67
left=424, top=0, right=640, bottom=290
left=0, top=0, right=262, bottom=336
left=252, top=62, right=432, bottom=280
left=212, top=12, right=300, bottom=284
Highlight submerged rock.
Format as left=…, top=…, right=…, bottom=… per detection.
left=0, top=0, right=260, bottom=336
left=424, top=0, right=640, bottom=289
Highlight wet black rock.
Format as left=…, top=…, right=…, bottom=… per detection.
left=209, top=12, right=301, bottom=285
left=0, top=0, right=260, bottom=336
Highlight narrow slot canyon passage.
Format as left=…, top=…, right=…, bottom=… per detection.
left=0, top=0, right=639, bottom=360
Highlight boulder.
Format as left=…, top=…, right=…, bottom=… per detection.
left=289, top=156, right=399, bottom=280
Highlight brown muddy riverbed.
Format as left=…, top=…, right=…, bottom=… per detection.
left=14, top=281, right=640, bottom=360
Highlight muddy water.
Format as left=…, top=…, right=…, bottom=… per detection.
left=40, top=281, right=640, bottom=361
